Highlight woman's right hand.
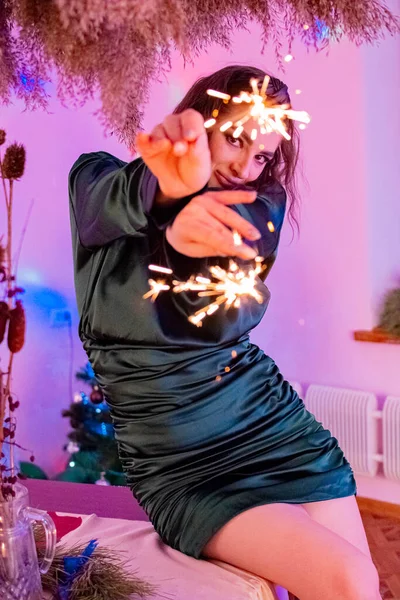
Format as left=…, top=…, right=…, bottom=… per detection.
left=166, top=190, right=261, bottom=260
left=136, top=109, right=211, bottom=200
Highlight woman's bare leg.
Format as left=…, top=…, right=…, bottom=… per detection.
left=202, top=503, right=381, bottom=600
left=302, top=495, right=372, bottom=558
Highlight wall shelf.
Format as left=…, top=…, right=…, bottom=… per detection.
left=353, top=327, right=400, bottom=345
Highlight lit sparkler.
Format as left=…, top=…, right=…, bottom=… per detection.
left=205, top=75, right=311, bottom=141
left=144, top=252, right=266, bottom=327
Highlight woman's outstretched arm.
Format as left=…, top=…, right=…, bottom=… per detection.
left=69, top=151, right=159, bottom=249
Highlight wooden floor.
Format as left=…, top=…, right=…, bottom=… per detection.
left=359, top=502, right=400, bottom=600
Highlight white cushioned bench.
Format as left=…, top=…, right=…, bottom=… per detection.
left=26, top=479, right=289, bottom=600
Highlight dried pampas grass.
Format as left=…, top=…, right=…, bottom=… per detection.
left=0, top=0, right=398, bottom=146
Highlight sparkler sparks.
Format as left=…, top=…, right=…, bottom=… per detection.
left=144, top=86, right=284, bottom=327
left=143, top=258, right=266, bottom=327
left=149, top=265, right=173, bottom=274
left=205, top=75, right=311, bottom=141
left=143, top=279, right=171, bottom=302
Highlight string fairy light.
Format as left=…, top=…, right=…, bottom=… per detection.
left=205, top=75, right=311, bottom=140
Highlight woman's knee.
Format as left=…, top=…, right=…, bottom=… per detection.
left=202, top=503, right=381, bottom=600
left=335, top=554, right=380, bottom=600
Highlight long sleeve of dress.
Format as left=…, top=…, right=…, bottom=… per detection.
left=226, top=179, right=286, bottom=281
left=69, top=151, right=204, bottom=250
left=69, top=151, right=154, bottom=249
left=256, top=180, right=287, bottom=281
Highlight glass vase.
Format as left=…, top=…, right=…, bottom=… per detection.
left=0, top=482, right=56, bottom=599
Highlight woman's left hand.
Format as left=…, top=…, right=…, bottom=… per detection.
left=135, top=109, right=211, bottom=199
left=166, top=190, right=260, bottom=260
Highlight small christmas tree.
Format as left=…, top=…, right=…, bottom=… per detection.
left=55, top=362, right=126, bottom=486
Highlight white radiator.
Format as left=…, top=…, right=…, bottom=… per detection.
left=382, top=396, right=400, bottom=481
left=304, top=385, right=379, bottom=477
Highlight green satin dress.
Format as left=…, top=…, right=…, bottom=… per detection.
left=69, top=151, right=357, bottom=559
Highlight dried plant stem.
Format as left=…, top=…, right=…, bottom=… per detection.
left=13, top=198, right=34, bottom=280
left=0, top=372, right=5, bottom=501
left=5, top=353, right=14, bottom=474
left=0, top=155, right=16, bottom=488
left=6, top=179, right=13, bottom=304
left=5, top=178, right=15, bottom=475
left=0, top=153, right=7, bottom=496
left=0, top=370, right=5, bottom=423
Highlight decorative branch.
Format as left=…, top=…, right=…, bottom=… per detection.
left=0, top=130, right=27, bottom=500
left=0, top=0, right=398, bottom=147
left=33, top=534, right=161, bottom=600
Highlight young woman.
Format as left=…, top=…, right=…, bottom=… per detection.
left=69, top=65, right=380, bottom=600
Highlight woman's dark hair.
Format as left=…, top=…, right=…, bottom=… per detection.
left=173, top=65, right=301, bottom=231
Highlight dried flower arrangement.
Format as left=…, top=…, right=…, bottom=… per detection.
left=0, top=1, right=398, bottom=147
left=0, top=128, right=29, bottom=500
left=34, top=525, right=160, bottom=600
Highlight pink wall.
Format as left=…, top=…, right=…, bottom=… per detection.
left=0, top=18, right=399, bottom=477
left=362, top=25, right=400, bottom=309
left=252, top=31, right=400, bottom=399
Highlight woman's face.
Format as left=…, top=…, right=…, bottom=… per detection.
left=208, top=106, right=282, bottom=189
